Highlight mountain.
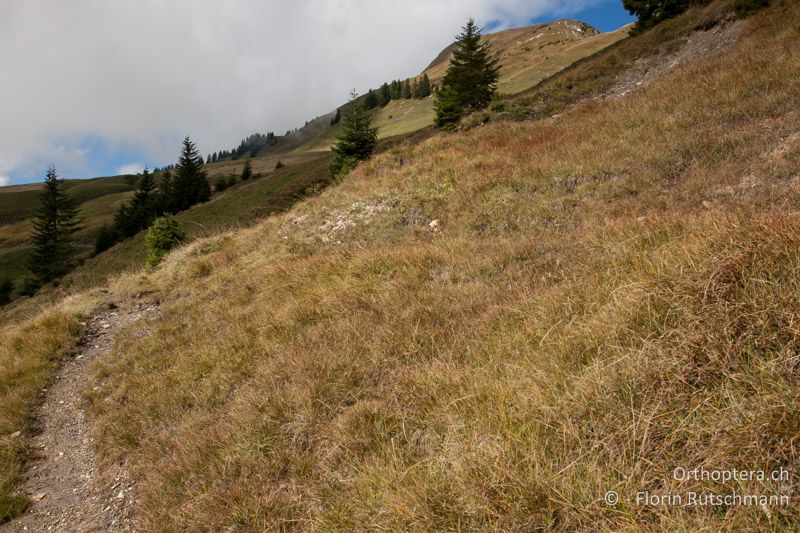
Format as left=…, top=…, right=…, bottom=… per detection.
left=3, top=0, right=797, bottom=529
left=294, top=20, right=629, bottom=153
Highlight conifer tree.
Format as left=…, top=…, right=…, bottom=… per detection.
left=241, top=159, right=253, bottom=181
left=114, top=167, right=160, bottom=238
left=159, top=168, right=175, bottom=213
left=27, top=166, right=80, bottom=284
left=380, top=83, right=391, bottom=106
left=365, top=89, right=378, bottom=109
left=172, top=136, right=211, bottom=210
left=402, top=79, right=412, bottom=99
left=419, top=73, right=432, bottom=97
left=329, top=91, right=378, bottom=179
left=434, top=19, right=500, bottom=129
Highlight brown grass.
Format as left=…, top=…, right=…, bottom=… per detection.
left=76, top=1, right=800, bottom=530
left=0, top=0, right=792, bottom=529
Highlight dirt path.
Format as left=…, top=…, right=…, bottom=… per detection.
left=2, top=303, right=158, bottom=533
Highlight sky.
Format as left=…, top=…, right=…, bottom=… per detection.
left=0, top=0, right=634, bottom=186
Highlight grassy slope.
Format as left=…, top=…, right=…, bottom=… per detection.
left=295, top=22, right=628, bottom=155
left=79, top=1, right=800, bottom=530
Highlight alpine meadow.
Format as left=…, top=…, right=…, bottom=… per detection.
left=1, top=0, right=798, bottom=531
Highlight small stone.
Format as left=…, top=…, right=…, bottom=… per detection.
left=117, top=490, right=125, bottom=499
left=32, top=492, right=47, bottom=501
left=429, top=219, right=440, bottom=230
left=10, top=431, right=21, bottom=439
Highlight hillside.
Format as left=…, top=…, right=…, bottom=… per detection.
left=295, top=20, right=629, bottom=153
left=3, top=0, right=799, bottom=529
left=0, top=19, right=627, bottom=304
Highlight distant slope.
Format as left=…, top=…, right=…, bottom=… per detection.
left=293, top=20, right=629, bottom=153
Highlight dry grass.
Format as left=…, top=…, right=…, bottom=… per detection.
left=0, top=293, right=96, bottom=522
left=74, top=1, right=800, bottom=530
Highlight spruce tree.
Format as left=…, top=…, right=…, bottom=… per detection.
left=329, top=91, right=378, bottom=179
left=172, top=136, right=211, bottom=210
left=434, top=19, right=500, bottom=129
left=380, top=83, right=391, bottom=106
left=27, top=166, right=80, bottom=284
left=159, top=168, right=175, bottom=213
left=402, top=79, right=412, bottom=99
left=115, top=167, right=160, bottom=238
left=241, top=159, right=253, bottom=181
left=365, top=89, right=378, bottom=109
left=419, top=73, right=432, bottom=97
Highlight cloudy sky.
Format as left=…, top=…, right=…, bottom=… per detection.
left=0, top=0, right=632, bottom=185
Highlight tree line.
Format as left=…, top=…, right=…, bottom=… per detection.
left=10, top=17, right=500, bottom=302
left=206, top=132, right=278, bottom=163
left=95, top=136, right=211, bottom=254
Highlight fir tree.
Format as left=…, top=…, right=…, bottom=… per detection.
left=419, top=73, right=432, bottom=97
left=365, top=89, right=378, bottom=109
left=434, top=19, right=500, bottom=129
left=380, top=83, right=392, bottom=106
left=115, top=167, right=160, bottom=238
left=27, top=166, right=80, bottom=284
left=172, top=136, right=211, bottom=210
left=329, top=91, right=378, bottom=179
left=159, top=168, right=175, bottom=213
left=241, top=159, right=253, bottom=181
left=402, top=79, right=411, bottom=99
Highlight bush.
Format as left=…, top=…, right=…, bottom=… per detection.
left=145, top=216, right=185, bottom=268
left=275, top=160, right=285, bottom=170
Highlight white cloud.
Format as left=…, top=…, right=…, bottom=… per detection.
left=0, top=176, right=9, bottom=187
left=1, top=0, right=601, bottom=183
left=116, top=163, right=145, bottom=176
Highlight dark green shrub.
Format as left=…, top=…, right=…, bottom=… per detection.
left=145, top=216, right=185, bottom=268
